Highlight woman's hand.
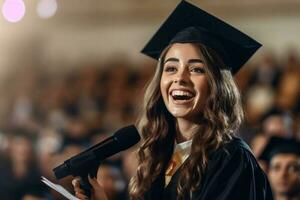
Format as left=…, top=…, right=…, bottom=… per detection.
left=72, top=176, right=108, bottom=200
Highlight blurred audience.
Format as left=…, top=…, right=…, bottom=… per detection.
left=261, top=109, right=294, bottom=138
left=0, top=133, right=48, bottom=199
left=96, top=161, right=128, bottom=200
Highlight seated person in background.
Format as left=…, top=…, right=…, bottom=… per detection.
left=261, top=109, right=293, bottom=138
left=259, top=136, right=300, bottom=200
left=4, top=133, right=46, bottom=200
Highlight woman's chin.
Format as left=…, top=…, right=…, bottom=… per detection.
left=168, top=108, right=193, bottom=119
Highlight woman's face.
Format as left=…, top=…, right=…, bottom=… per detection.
left=160, top=43, right=209, bottom=121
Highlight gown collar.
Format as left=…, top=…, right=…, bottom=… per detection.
left=165, top=139, right=192, bottom=186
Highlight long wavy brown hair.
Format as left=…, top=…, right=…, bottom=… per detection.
left=129, top=43, right=244, bottom=200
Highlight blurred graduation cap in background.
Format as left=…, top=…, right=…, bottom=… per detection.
left=259, top=136, right=300, bottom=163
left=141, top=0, right=262, bottom=74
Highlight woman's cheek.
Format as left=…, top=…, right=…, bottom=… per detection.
left=160, top=77, right=172, bottom=101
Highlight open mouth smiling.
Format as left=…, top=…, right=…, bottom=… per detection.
left=170, top=89, right=195, bottom=103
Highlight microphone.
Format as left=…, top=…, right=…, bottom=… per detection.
left=53, top=125, right=140, bottom=196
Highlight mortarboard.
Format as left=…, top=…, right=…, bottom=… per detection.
left=259, top=136, right=300, bottom=163
left=141, top=0, right=262, bottom=74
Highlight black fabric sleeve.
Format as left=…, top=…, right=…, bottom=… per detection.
left=193, top=146, right=273, bottom=200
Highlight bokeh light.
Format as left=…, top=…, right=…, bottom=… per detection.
left=1, top=0, right=26, bottom=23
left=37, top=0, right=58, bottom=19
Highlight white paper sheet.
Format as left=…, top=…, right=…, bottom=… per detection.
left=41, top=176, right=80, bottom=200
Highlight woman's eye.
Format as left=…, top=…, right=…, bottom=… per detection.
left=164, top=66, right=177, bottom=72
left=190, top=67, right=205, bottom=74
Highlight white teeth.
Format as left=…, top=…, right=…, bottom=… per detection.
left=171, top=90, right=193, bottom=97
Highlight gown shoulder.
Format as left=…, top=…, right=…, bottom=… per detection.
left=192, top=137, right=274, bottom=200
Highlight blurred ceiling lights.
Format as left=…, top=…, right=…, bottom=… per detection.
left=37, top=0, right=58, bottom=19
left=1, top=0, right=58, bottom=23
left=2, top=0, right=25, bottom=23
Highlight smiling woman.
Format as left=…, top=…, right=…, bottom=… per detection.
left=128, top=1, right=274, bottom=199
left=73, top=1, right=274, bottom=200
left=128, top=39, right=267, bottom=200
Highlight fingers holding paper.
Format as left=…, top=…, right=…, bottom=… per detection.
left=72, top=176, right=108, bottom=200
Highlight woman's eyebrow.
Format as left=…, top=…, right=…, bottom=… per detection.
left=188, top=59, right=203, bottom=63
left=164, top=58, right=204, bottom=64
left=164, top=57, right=179, bottom=64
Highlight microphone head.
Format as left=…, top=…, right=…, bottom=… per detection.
left=114, top=125, right=140, bottom=150
left=53, top=162, right=70, bottom=179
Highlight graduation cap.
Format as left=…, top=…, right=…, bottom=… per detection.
left=141, top=0, right=262, bottom=74
left=259, top=136, right=300, bottom=163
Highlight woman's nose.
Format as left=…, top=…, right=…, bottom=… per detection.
left=173, top=68, right=190, bottom=84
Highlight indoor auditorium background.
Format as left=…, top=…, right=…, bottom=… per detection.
left=0, top=0, right=299, bottom=199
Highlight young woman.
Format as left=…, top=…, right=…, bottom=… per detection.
left=73, top=1, right=273, bottom=199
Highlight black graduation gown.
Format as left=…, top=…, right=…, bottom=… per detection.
left=144, top=137, right=273, bottom=200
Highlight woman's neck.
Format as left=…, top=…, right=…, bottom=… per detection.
left=175, top=118, right=202, bottom=143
